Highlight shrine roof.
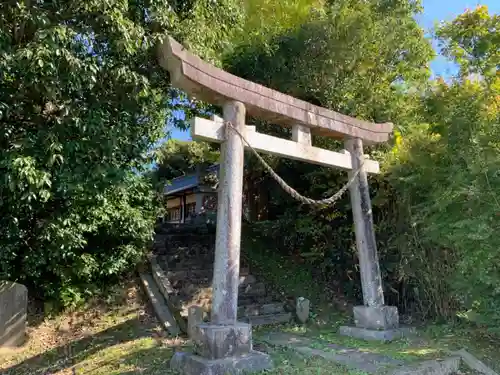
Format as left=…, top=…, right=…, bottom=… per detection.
left=158, top=37, right=393, bottom=144
left=164, top=164, right=219, bottom=196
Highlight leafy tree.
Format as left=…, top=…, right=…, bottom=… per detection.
left=229, top=0, right=433, bottom=122
left=0, top=0, right=243, bottom=305
left=384, top=6, right=500, bottom=324
left=233, top=0, right=324, bottom=45
left=436, top=5, right=500, bottom=82
left=221, top=0, right=433, bottom=300
left=152, top=139, right=220, bottom=185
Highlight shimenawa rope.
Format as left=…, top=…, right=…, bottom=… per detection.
left=224, top=121, right=365, bottom=208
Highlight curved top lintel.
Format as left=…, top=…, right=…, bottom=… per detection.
left=158, top=36, right=393, bottom=144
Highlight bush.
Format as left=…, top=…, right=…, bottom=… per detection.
left=0, top=1, right=168, bottom=306
left=383, top=77, right=500, bottom=327
left=0, top=0, right=244, bottom=306
left=0, top=170, right=157, bottom=306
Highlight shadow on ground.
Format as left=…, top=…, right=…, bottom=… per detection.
left=1, top=317, right=177, bottom=375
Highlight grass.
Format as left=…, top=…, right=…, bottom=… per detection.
left=253, top=315, right=500, bottom=375
left=243, top=233, right=500, bottom=373
left=0, top=281, right=186, bottom=375
left=0, top=280, right=372, bottom=375
left=252, top=297, right=500, bottom=373
left=276, top=310, right=500, bottom=369
left=2, top=279, right=499, bottom=375
left=259, top=346, right=368, bottom=375
left=2, top=251, right=499, bottom=375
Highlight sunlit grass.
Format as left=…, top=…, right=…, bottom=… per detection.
left=75, top=338, right=174, bottom=375
left=0, top=281, right=184, bottom=375
left=262, top=347, right=369, bottom=375
left=2, top=274, right=499, bottom=375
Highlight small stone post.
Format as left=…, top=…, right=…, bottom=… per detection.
left=171, top=101, right=272, bottom=374
left=188, top=305, right=204, bottom=339
left=341, top=138, right=405, bottom=341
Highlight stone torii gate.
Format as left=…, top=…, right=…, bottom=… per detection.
left=158, top=37, right=401, bottom=375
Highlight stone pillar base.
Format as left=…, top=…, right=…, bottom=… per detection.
left=339, top=326, right=415, bottom=342
left=171, top=350, right=273, bottom=375
left=353, top=305, right=399, bottom=330
left=339, top=305, right=414, bottom=342
left=192, top=322, right=252, bottom=359
left=171, top=322, right=273, bottom=375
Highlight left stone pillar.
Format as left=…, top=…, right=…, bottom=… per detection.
left=171, top=101, right=273, bottom=375
left=211, top=100, right=246, bottom=325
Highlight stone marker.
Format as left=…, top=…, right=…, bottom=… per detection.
left=295, top=297, right=310, bottom=324
left=188, top=306, right=204, bottom=339
left=0, top=281, right=28, bottom=347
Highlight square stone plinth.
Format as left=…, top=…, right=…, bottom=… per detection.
left=171, top=350, right=273, bottom=375
left=339, top=325, right=415, bottom=342
left=353, top=305, right=399, bottom=330
left=193, top=322, right=252, bottom=360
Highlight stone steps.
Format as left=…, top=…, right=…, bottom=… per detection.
left=166, top=268, right=251, bottom=283
left=172, top=274, right=257, bottom=288
left=163, top=259, right=215, bottom=270
left=177, top=281, right=267, bottom=300
left=149, top=229, right=292, bottom=334
left=243, top=312, right=293, bottom=327
left=179, top=300, right=286, bottom=318
left=150, top=256, right=290, bottom=332
left=238, top=295, right=275, bottom=306
left=177, top=291, right=276, bottom=318
left=238, top=302, right=286, bottom=317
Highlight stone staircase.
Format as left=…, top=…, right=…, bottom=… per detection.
left=145, top=223, right=292, bottom=335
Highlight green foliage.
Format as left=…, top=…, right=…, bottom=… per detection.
left=233, top=0, right=324, bottom=45
left=0, top=0, right=243, bottom=305
left=379, top=6, right=500, bottom=325
left=226, top=2, right=500, bottom=330
left=225, top=0, right=434, bottom=257
left=436, top=5, right=500, bottom=82
left=175, top=0, right=244, bottom=65
left=153, top=139, right=220, bottom=184
left=222, top=0, right=434, bottom=307
left=242, top=228, right=327, bottom=303
left=228, top=0, right=433, bottom=122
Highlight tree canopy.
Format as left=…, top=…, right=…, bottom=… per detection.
left=0, top=0, right=243, bottom=304
left=223, top=2, right=500, bottom=326
left=2, top=0, right=500, bottom=329
left=385, top=5, right=500, bottom=324
left=152, top=139, right=220, bottom=183
left=228, top=0, right=433, bottom=123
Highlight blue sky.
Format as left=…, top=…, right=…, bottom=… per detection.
left=419, top=0, right=500, bottom=77
left=170, top=1, right=500, bottom=142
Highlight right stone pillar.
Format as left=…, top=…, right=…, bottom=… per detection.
left=340, top=138, right=411, bottom=342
